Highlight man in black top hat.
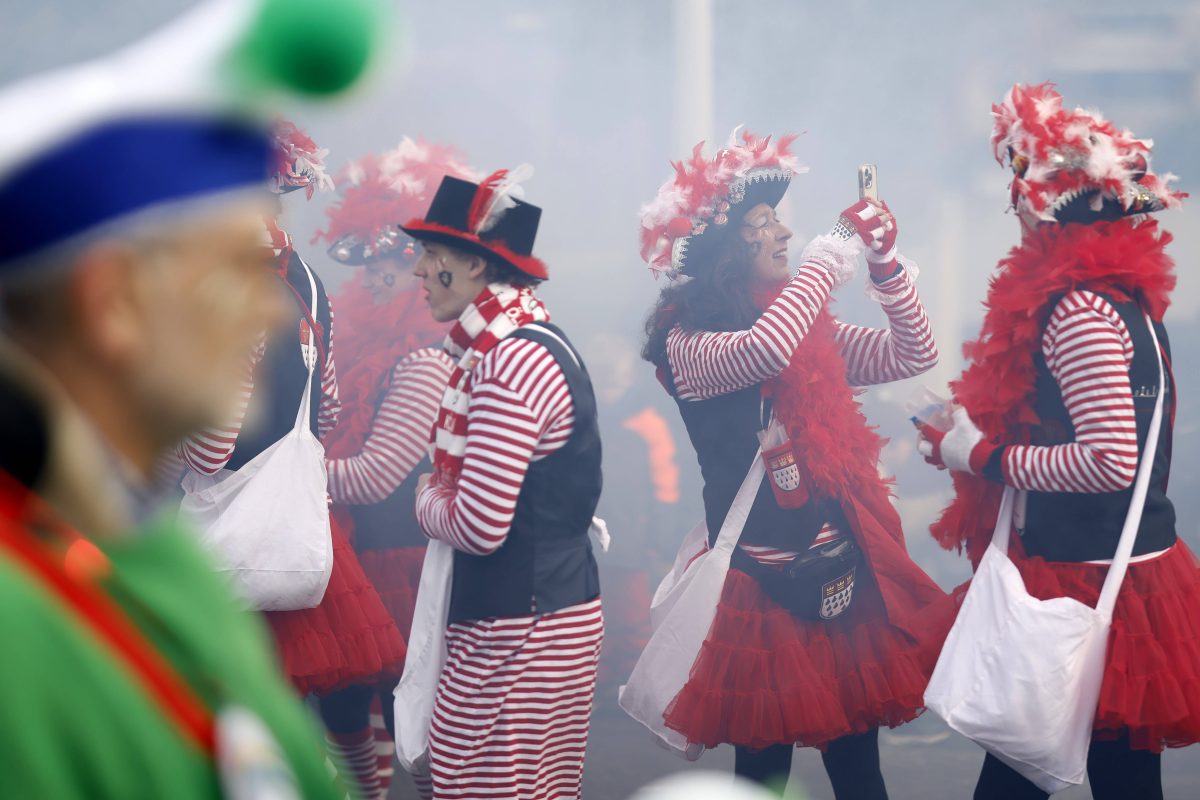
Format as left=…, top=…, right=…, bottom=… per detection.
left=398, top=169, right=606, bottom=799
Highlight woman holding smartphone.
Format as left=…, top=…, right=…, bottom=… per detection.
left=630, top=131, right=952, bottom=798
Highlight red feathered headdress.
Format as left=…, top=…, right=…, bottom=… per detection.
left=269, top=119, right=333, bottom=200
left=639, top=128, right=806, bottom=277
left=992, top=83, right=1185, bottom=223
left=316, top=137, right=476, bottom=264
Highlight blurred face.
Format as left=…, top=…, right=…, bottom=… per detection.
left=362, top=256, right=412, bottom=305
left=739, top=202, right=792, bottom=285
left=120, top=199, right=289, bottom=441
left=412, top=241, right=488, bottom=322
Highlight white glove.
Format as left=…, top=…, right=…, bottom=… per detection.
left=917, top=407, right=991, bottom=474
left=800, top=233, right=862, bottom=288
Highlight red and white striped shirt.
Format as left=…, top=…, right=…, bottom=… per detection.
left=667, top=263, right=937, bottom=402
left=326, top=347, right=453, bottom=505
left=1002, top=290, right=1140, bottom=493
left=180, top=311, right=341, bottom=476
left=416, top=336, right=575, bottom=555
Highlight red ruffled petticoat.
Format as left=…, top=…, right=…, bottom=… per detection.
left=358, top=545, right=426, bottom=642
left=664, top=564, right=951, bottom=751
left=264, top=515, right=407, bottom=696
left=1010, top=539, right=1200, bottom=752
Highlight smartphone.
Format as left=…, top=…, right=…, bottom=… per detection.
left=858, top=164, right=878, bottom=201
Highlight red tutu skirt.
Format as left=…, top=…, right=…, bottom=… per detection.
left=358, top=545, right=426, bottom=642
left=264, top=516, right=407, bottom=696
left=664, top=564, right=952, bottom=751
left=1010, top=540, right=1200, bottom=752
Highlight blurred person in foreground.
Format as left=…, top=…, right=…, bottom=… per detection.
left=403, top=169, right=604, bottom=799
left=311, top=139, right=471, bottom=799
left=177, top=121, right=408, bottom=797
left=622, top=131, right=953, bottom=799
left=0, top=0, right=380, bottom=796
left=919, top=83, right=1200, bottom=800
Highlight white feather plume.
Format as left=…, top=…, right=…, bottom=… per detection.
left=475, top=163, right=534, bottom=234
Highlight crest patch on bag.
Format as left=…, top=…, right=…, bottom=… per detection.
left=820, top=566, right=856, bottom=620
left=768, top=450, right=801, bottom=492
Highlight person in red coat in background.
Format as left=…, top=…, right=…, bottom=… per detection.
left=314, top=138, right=473, bottom=799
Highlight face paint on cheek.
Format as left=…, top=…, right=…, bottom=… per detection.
left=382, top=273, right=396, bottom=287
left=438, top=271, right=453, bottom=289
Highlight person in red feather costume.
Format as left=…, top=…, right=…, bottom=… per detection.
left=918, top=83, right=1200, bottom=800
left=311, top=138, right=472, bottom=800
left=627, top=130, right=955, bottom=799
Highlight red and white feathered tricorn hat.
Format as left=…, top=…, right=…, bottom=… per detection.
left=269, top=119, right=333, bottom=199
left=400, top=165, right=546, bottom=280
left=316, top=137, right=476, bottom=265
left=640, top=129, right=806, bottom=277
left=992, top=82, right=1185, bottom=223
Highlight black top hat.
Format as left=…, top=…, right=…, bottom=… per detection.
left=401, top=172, right=546, bottom=279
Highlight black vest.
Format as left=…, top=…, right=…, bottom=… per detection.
left=1019, top=293, right=1176, bottom=562
left=673, top=382, right=841, bottom=552
left=447, top=323, right=603, bottom=624
left=349, top=355, right=435, bottom=551
left=228, top=252, right=332, bottom=470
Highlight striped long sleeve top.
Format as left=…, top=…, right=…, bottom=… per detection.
left=415, top=337, right=575, bottom=556
left=1000, top=290, right=1141, bottom=493
left=667, top=260, right=938, bottom=402
left=325, top=347, right=453, bottom=505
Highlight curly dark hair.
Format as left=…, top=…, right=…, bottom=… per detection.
left=642, top=233, right=760, bottom=372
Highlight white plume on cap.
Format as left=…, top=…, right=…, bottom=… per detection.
left=474, top=163, right=535, bottom=234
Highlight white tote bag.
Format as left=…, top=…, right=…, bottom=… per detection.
left=179, top=260, right=333, bottom=611
left=392, top=538, right=454, bottom=773
left=619, top=452, right=764, bottom=756
left=924, top=315, right=1166, bottom=793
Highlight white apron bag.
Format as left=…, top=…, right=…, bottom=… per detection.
left=179, top=259, right=333, bottom=611
left=619, top=451, right=764, bottom=757
left=924, top=314, right=1166, bottom=793
left=392, top=538, right=453, bottom=774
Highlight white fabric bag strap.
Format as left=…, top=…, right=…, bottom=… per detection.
left=1096, top=313, right=1167, bottom=620
left=990, top=313, right=1166, bottom=622
left=711, top=449, right=765, bottom=555
left=291, top=257, right=320, bottom=435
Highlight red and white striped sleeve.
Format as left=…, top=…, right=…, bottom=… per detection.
left=834, top=266, right=938, bottom=386
left=415, top=337, right=575, bottom=555
left=1001, top=290, right=1139, bottom=493
left=178, top=339, right=264, bottom=476
left=666, top=265, right=835, bottom=401
left=326, top=348, right=453, bottom=505
left=317, top=303, right=341, bottom=439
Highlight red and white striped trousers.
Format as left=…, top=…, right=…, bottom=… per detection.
left=429, top=598, right=604, bottom=800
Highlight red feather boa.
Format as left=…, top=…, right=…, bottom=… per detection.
left=760, top=300, right=948, bottom=636
left=323, top=282, right=447, bottom=460
left=932, top=218, right=1177, bottom=565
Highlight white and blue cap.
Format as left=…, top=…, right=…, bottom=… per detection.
left=0, top=0, right=382, bottom=269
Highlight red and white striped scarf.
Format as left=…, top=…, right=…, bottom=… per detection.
left=431, top=283, right=550, bottom=483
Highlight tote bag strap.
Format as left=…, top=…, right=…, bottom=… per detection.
left=1096, top=313, right=1167, bottom=620
left=291, top=258, right=320, bottom=435
left=711, top=450, right=765, bottom=555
